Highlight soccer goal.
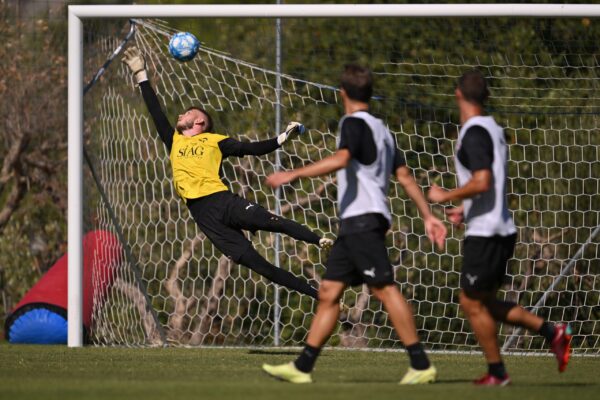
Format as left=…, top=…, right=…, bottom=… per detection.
left=69, top=4, right=600, bottom=353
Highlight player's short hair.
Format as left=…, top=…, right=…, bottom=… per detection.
left=340, top=64, right=373, bottom=103
left=457, top=69, right=490, bottom=106
left=186, top=106, right=214, bottom=132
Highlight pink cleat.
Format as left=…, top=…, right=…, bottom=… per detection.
left=473, top=374, right=510, bottom=386
left=473, top=373, right=511, bottom=386
left=551, top=323, right=572, bottom=373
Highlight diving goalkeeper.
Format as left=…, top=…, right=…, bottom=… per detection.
left=122, top=47, right=331, bottom=300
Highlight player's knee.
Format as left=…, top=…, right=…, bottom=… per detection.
left=369, top=283, right=396, bottom=301
left=318, top=290, right=338, bottom=306
left=459, top=291, right=486, bottom=316
left=318, top=282, right=342, bottom=305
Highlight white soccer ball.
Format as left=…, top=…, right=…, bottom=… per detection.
left=168, top=32, right=200, bottom=62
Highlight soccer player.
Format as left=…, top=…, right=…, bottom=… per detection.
left=122, top=47, right=333, bottom=300
left=261, top=64, right=447, bottom=384
left=427, top=69, right=572, bottom=385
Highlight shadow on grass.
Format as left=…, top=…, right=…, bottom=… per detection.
left=312, top=380, right=474, bottom=385
left=433, top=379, right=474, bottom=384
left=327, top=379, right=598, bottom=387
left=515, top=382, right=600, bottom=387
left=248, top=349, right=300, bottom=356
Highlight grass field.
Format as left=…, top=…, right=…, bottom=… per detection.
left=1, top=344, right=598, bottom=400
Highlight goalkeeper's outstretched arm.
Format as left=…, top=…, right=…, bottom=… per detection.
left=122, top=47, right=174, bottom=151
left=219, top=121, right=305, bottom=158
left=219, top=137, right=279, bottom=157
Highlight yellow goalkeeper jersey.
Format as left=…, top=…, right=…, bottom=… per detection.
left=169, top=132, right=229, bottom=200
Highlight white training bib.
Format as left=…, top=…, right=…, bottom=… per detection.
left=455, top=115, right=517, bottom=237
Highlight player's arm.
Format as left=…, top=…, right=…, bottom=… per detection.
left=122, top=47, right=174, bottom=151
left=445, top=203, right=465, bottom=226
left=427, top=171, right=488, bottom=228
left=428, top=170, right=491, bottom=203
left=428, top=126, right=493, bottom=204
left=266, top=149, right=350, bottom=188
left=395, top=153, right=447, bottom=250
left=265, top=117, right=365, bottom=187
left=396, top=165, right=435, bottom=221
left=219, top=122, right=305, bottom=157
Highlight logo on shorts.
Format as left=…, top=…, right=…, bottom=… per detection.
left=465, top=273, right=478, bottom=285
left=363, top=267, right=376, bottom=278
left=245, top=204, right=254, bottom=210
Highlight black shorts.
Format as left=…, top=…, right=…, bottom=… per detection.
left=187, top=191, right=273, bottom=263
left=461, top=234, right=517, bottom=294
left=323, top=228, right=394, bottom=287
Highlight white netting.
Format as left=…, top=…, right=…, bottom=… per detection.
left=84, top=18, right=599, bottom=353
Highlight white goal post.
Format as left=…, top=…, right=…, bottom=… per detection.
left=68, top=3, right=600, bottom=347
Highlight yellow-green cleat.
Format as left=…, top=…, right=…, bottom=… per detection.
left=399, top=366, right=437, bottom=385
left=262, top=362, right=313, bottom=384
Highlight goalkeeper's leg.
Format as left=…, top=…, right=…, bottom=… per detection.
left=188, top=197, right=319, bottom=299
left=238, top=246, right=318, bottom=299
left=227, top=195, right=328, bottom=246
left=259, top=213, right=320, bottom=244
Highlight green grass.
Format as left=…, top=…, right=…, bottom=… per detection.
left=0, top=344, right=598, bottom=400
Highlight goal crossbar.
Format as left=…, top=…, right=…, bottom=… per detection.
left=68, top=3, right=600, bottom=347
left=69, top=4, right=600, bottom=18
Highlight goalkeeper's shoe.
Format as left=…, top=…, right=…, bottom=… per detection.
left=550, top=323, right=572, bottom=372
left=319, top=237, right=334, bottom=250
left=399, top=366, right=437, bottom=385
left=262, top=362, right=313, bottom=384
left=473, top=373, right=511, bottom=386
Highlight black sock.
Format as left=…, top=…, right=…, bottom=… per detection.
left=538, top=321, right=555, bottom=342
left=406, top=342, right=430, bottom=370
left=488, top=361, right=507, bottom=378
left=294, top=344, right=321, bottom=373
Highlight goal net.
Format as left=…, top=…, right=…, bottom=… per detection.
left=82, top=16, right=599, bottom=353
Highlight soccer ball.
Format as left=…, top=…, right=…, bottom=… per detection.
left=168, top=32, right=200, bottom=62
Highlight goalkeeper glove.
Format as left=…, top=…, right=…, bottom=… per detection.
left=277, top=121, right=306, bottom=145
left=122, top=46, right=148, bottom=84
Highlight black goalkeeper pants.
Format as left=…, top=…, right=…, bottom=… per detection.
left=187, top=191, right=319, bottom=299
